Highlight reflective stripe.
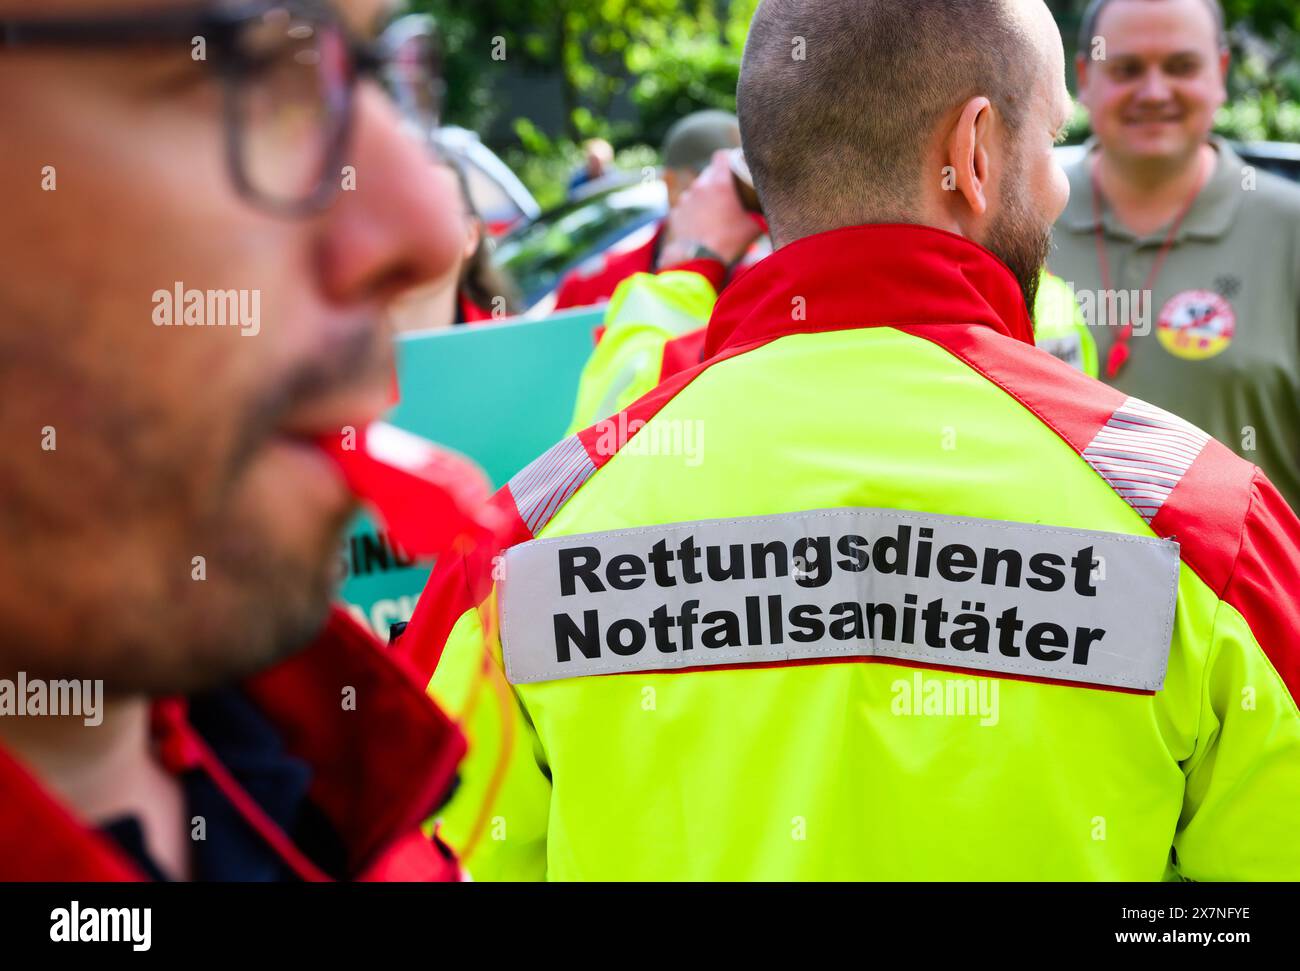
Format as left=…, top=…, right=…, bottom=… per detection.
left=507, top=435, right=596, bottom=536
left=1082, top=397, right=1209, bottom=523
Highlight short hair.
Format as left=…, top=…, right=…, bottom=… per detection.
left=738, top=0, right=1039, bottom=241
left=661, top=110, right=741, bottom=174
left=1077, top=0, right=1228, bottom=53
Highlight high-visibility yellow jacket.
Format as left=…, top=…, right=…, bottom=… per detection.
left=404, top=224, right=1300, bottom=881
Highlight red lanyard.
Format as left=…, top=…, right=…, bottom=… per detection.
left=151, top=698, right=331, bottom=882
left=1090, top=156, right=1206, bottom=379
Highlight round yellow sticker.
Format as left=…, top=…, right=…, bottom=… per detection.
left=1156, top=290, right=1235, bottom=361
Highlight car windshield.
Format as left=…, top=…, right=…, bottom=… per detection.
left=496, top=180, right=667, bottom=307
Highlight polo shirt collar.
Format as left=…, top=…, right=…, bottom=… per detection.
left=703, top=223, right=1035, bottom=359
left=1059, top=135, right=1245, bottom=243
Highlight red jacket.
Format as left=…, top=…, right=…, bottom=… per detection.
left=554, top=222, right=727, bottom=310
left=458, top=293, right=495, bottom=325
left=0, top=607, right=466, bottom=881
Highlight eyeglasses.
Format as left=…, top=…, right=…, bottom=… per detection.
left=1, top=2, right=444, bottom=217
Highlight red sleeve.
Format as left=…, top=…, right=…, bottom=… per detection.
left=658, top=328, right=709, bottom=382
left=554, top=268, right=601, bottom=311
left=1222, top=471, right=1300, bottom=702
left=661, top=257, right=727, bottom=293
left=398, top=482, right=527, bottom=683
left=458, top=293, right=496, bottom=324
left=399, top=538, right=498, bottom=684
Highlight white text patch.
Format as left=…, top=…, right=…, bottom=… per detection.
left=500, top=508, right=1180, bottom=691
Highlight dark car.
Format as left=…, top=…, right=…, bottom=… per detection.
left=1235, top=140, right=1300, bottom=183
left=493, top=176, right=668, bottom=313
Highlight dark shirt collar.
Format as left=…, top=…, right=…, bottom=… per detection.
left=102, top=686, right=339, bottom=881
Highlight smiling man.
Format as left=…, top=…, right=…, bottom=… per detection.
left=0, top=0, right=469, bottom=880
left=1053, top=0, right=1300, bottom=510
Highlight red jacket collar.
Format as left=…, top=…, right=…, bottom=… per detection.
left=702, top=223, right=1035, bottom=359
left=0, top=606, right=465, bottom=881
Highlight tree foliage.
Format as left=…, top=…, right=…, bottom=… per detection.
left=417, top=0, right=1300, bottom=161
left=415, top=0, right=721, bottom=139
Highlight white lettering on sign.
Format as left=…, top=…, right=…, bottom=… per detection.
left=500, top=508, right=1180, bottom=691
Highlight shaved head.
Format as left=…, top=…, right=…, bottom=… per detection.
left=738, top=0, right=1046, bottom=242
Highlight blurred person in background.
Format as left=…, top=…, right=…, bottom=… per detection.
left=389, top=142, right=521, bottom=333
left=566, top=137, right=615, bottom=199
left=554, top=109, right=763, bottom=310
left=1053, top=0, right=1300, bottom=510
left=0, top=0, right=470, bottom=880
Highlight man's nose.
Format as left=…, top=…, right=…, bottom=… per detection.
left=315, top=85, right=465, bottom=307
left=1134, top=66, right=1174, bottom=104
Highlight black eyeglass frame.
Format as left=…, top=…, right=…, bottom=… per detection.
left=1, top=1, right=392, bottom=217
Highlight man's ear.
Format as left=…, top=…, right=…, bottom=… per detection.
left=948, top=96, right=992, bottom=218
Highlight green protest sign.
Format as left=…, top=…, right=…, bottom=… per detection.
left=338, top=307, right=604, bottom=639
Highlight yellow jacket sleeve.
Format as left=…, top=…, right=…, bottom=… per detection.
left=566, top=270, right=718, bottom=433
left=1174, top=599, right=1300, bottom=880
left=427, top=597, right=551, bottom=881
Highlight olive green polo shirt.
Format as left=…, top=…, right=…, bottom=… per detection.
left=1050, top=137, right=1300, bottom=511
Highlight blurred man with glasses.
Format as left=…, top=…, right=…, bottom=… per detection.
left=0, top=0, right=471, bottom=880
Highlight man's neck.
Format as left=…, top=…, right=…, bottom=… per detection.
left=0, top=694, right=191, bottom=879
left=1094, top=142, right=1217, bottom=238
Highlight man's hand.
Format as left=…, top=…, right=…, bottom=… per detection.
left=659, top=150, right=764, bottom=269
